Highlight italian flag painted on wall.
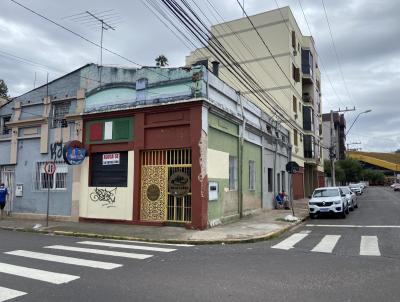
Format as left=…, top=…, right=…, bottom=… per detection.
left=89, top=118, right=131, bottom=142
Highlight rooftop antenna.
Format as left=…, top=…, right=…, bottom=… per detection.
left=63, top=9, right=121, bottom=84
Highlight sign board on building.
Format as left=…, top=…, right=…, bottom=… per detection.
left=44, top=161, right=57, bottom=175
left=147, top=184, right=161, bottom=201
left=63, top=140, right=87, bottom=165
left=102, top=153, right=120, bottom=165
left=169, top=171, right=190, bottom=198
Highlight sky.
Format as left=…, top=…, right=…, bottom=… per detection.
left=0, top=0, right=399, bottom=152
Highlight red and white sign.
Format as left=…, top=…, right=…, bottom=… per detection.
left=44, top=161, right=57, bottom=175
left=102, top=153, right=120, bottom=165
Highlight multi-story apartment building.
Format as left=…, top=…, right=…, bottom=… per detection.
left=186, top=6, right=324, bottom=199
left=322, top=112, right=347, bottom=161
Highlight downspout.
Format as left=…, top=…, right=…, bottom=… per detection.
left=272, top=118, right=279, bottom=204
left=238, top=92, right=246, bottom=219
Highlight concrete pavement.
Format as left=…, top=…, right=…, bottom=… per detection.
left=0, top=199, right=309, bottom=244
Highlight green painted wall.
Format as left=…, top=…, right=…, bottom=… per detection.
left=208, top=114, right=239, bottom=222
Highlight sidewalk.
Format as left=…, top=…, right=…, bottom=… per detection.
left=0, top=199, right=309, bottom=244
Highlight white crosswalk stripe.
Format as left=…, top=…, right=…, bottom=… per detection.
left=360, top=236, right=381, bottom=256
left=44, top=245, right=153, bottom=259
left=271, top=233, right=309, bottom=250
left=5, top=250, right=123, bottom=270
left=107, top=239, right=194, bottom=247
left=77, top=241, right=176, bottom=252
left=0, top=262, right=79, bottom=284
left=311, top=235, right=341, bottom=253
left=0, top=286, right=27, bottom=302
left=272, top=232, right=383, bottom=257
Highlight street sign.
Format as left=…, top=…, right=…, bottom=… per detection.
left=63, top=140, right=87, bottom=165
left=286, top=161, right=300, bottom=174
left=44, top=161, right=57, bottom=175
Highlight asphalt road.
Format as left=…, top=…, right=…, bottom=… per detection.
left=0, top=186, right=399, bottom=302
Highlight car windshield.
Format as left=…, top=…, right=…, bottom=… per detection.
left=340, top=187, right=350, bottom=194
left=313, top=189, right=339, bottom=197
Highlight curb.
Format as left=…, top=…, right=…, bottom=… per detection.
left=0, top=215, right=308, bottom=245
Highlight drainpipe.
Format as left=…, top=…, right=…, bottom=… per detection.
left=238, top=92, right=246, bottom=218
left=272, top=118, right=279, bottom=206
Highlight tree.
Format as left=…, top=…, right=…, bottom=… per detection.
left=155, top=55, right=169, bottom=67
left=336, top=159, right=362, bottom=183
left=0, top=79, right=8, bottom=98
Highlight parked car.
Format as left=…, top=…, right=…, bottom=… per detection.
left=308, top=187, right=349, bottom=219
left=340, top=186, right=358, bottom=211
left=349, top=183, right=363, bottom=195
left=393, top=183, right=400, bottom=191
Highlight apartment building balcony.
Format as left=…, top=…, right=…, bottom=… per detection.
left=303, top=134, right=316, bottom=162
left=302, top=94, right=314, bottom=105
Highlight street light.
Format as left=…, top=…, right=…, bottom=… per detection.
left=346, top=109, right=372, bottom=136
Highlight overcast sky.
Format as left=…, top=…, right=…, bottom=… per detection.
left=0, top=0, right=399, bottom=152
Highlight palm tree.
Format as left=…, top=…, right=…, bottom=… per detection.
left=155, top=55, right=169, bottom=67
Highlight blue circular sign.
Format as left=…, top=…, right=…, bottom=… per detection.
left=63, top=140, right=87, bottom=165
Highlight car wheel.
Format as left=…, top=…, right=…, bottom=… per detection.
left=354, top=202, right=358, bottom=209
left=340, top=206, right=346, bottom=219
left=345, top=204, right=350, bottom=214
left=349, top=201, right=354, bottom=211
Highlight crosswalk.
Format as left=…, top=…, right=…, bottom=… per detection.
left=0, top=239, right=192, bottom=301
left=272, top=232, right=382, bottom=256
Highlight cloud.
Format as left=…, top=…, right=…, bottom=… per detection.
left=0, top=0, right=399, bottom=152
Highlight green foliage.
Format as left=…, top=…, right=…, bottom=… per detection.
left=336, top=159, right=362, bottom=183
left=0, top=79, right=8, bottom=98
left=324, top=159, right=331, bottom=177
left=361, top=169, right=385, bottom=185
left=155, top=55, right=169, bottom=67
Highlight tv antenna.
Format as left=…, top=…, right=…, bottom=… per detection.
left=63, top=9, right=121, bottom=67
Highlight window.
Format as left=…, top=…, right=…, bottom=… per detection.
left=291, top=31, right=296, bottom=48
left=267, top=168, right=273, bottom=192
left=51, top=101, right=71, bottom=128
left=229, top=156, right=238, bottom=191
left=294, top=129, right=298, bottom=146
left=1, top=115, right=11, bottom=135
left=292, top=64, right=300, bottom=82
left=249, top=160, right=256, bottom=191
left=292, top=96, right=297, bottom=113
left=91, top=152, right=128, bottom=187
left=35, top=161, right=68, bottom=190
left=281, top=171, right=286, bottom=192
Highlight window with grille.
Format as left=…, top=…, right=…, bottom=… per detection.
left=229, top=156, right=238, bottom=191
left=34, top=161, right=68, bottom=190
left=51, top=102, right=70, bottom=128
left=249, top=160, right=256, bottom=191
left=1, top=115, right=11, bottom=135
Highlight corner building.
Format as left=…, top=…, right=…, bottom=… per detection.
left=186, top=6, right=324, bottom=199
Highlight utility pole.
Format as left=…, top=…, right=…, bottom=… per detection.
left=330, top=107, right=356, bottom=186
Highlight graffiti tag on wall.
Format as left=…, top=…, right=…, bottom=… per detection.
left=50, top=142, right=63, bottom=160
left=90, top=187, right=117, bottom=208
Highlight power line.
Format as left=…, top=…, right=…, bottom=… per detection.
left=296, top=0, right=345, bottom=108
left=320, top=0, right=354, bottom=105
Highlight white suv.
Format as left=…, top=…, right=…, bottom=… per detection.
left=309, top=187, right=349, bottom=219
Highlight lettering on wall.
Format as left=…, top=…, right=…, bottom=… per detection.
left=50, top=142, right=63, bottom=160
left=89, top=187, right=117, bottom=208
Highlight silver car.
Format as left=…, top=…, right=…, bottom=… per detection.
left=340, top=186, right=358, bottom=211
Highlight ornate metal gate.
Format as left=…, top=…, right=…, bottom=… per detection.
left=140, top=149, right=192, bottom=223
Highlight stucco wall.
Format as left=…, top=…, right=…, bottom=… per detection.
left=79, top=151, right=134, bottom=220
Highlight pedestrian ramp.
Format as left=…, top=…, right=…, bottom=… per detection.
left=272, top=232, right=381, bottom=256
left=0, top=239, right=192, bottom=301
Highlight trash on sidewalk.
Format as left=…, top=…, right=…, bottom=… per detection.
left=284, top=215, right=299, bottom=222
left=32, top=224, right=42, bottom=230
